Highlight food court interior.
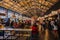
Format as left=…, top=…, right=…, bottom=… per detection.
left=0, top=0, right=60, bottom=40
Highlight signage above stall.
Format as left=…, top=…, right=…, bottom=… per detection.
left=0, top=13, right=6, bottom=16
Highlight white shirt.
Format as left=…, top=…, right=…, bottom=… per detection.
left=51, top=21, right=58, bottom=30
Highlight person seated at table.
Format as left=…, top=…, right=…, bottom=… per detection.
left=0, top=23, right=4, bottom=36
left=13, top=22, right=17, bottom=28
left=0, top=23, right=4, bottom=29
left=10, top=21, right=14, bottom=28
left=16, top=22, right=21, bottom=28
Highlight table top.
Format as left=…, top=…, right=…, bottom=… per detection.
left=0, top=28, right=32, bottom=31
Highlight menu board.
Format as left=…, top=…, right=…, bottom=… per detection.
left=0, top=7, right=7, bottom=18
left=8, top=10, right=14, bottom=18
left=15, top=13, right=19, bottom=18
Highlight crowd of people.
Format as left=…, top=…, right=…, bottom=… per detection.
left=0, top=11, right=60, bottom=40
left=0, top=18, right=31, bottom=29
left=30, top=15, right=60, bottom=40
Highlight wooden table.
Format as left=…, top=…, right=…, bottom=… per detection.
left=0, top=28, right=32, bottom=39
left=0, top=28, right=32, bottom=31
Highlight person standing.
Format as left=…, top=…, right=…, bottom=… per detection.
left=30, top=22, right=39, bottom=40
left=50, top=20, right=58, bottom=40
left=10, top=21, right=14, bottom=28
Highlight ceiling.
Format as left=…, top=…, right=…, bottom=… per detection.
left=0, top=0, right=59, bottom=17
left=45, top=0, right=60, bottom=15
